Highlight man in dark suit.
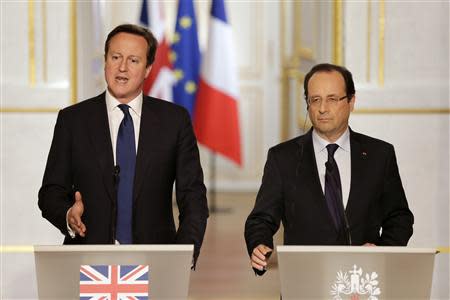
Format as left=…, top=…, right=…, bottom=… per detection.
left=245, top=63, right=414, bottom=273
left=38, top=24, right=208, bottom=264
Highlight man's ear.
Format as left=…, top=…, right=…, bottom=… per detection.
left=145, top=65, right=152, bottom=79
left=349, top=95, right=356, bottom=112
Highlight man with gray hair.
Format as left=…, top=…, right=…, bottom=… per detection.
left=245, top=63, right=414, bottom=274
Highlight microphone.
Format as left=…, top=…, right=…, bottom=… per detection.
left=113, top=165, right=120, bottom=185
left=343, top=212, right=352, bottom=245
left=111, top=165, right=120, bottom=243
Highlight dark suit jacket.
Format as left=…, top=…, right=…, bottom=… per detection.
left=245, top=128, right=414, bottom=256
left=38, top=93, right=208, bottom=261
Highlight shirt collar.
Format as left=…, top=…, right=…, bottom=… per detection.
left=105, top=90, right=143, bottom=117
left=312, top=127, right=351, bottom=153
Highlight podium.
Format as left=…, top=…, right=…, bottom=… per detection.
left=277, top=246, right=437, bottom=300
left=34, top=244, right=193, bottom=300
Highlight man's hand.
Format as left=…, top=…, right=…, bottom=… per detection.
left=67, top=191, right=86, bottom=237
left=363, top=243, right=376, bottom=246
left=251, top=244, right=273, bottom=271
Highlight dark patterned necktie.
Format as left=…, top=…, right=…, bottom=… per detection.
left=116, top=104, right=136, bottom=244
left=325, top=143, right=343, bottom=231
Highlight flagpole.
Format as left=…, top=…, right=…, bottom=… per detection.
left=208, top=150, right=231, bottom=214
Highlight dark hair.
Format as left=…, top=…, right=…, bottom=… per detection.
left=104, top=24, right=158, bottom=67
left=303, top=63, right=355, bottom=102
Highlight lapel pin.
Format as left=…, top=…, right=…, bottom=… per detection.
left=362, top=151, right=367, bottom=156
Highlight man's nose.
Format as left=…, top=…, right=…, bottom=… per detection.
left=119, top=59, right=127, bottom=72
left=318, top=99, right=329, bottom=113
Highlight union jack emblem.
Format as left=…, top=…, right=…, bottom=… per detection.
left=80, top=265, right=149, bottom=300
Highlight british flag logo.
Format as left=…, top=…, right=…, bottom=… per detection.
left=80, top=265, right=149, bottom=300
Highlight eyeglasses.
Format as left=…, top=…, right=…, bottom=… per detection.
left=307, top=95, right=350, bottom=106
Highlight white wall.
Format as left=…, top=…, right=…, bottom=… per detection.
left=347, top=2, right=450, bottom=297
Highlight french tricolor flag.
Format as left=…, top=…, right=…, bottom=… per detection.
left=193, top=0, right=242, bottom=166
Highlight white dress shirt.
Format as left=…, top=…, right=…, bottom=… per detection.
left=105, top=90, right=142, bottom=164
left=312, top=128, right=351, bottom=209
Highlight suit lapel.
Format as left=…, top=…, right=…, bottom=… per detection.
left=297, top=130, right=338, bottom=230
left=133, top=97, right=160, bottom=200
left=346, top=130, right=369, bottom=222
left=87, top=93, right=115, bottom=201
left=297, top=130, right=323, bottom=198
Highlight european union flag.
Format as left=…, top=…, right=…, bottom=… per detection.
left=171, top=0, right=201, bottom=118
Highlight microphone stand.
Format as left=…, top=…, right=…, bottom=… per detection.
left=111, top=165, right=120, bottom=243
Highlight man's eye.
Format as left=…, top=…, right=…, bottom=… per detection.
left=311, top=97, right=320, bottom=103
left=328, top=97, right=338, bottom=102
left=131, top=58, right=139, bottom=64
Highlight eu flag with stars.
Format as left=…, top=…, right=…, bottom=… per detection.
left=171, top=0, right=201, bottom=118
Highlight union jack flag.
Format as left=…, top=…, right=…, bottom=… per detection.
left=80, top=265, right=149, bottom=300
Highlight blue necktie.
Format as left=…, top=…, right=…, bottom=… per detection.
left=324, top=144, right=343, bottom=231
left=116, top=104, right=136, bottom=244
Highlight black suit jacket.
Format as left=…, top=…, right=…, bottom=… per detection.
left=38, top=93, right=208, bottom=261
left=245, top=128, right=414, bottom=256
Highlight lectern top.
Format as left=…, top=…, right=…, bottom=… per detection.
left=34, top=244, right=194, bottom=252
left=277, top=245, right=437, bottom=254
